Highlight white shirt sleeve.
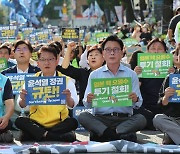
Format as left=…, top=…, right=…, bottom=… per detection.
left=79, top=49, right=90, bottom=69
left=66, top=78, right=79, bottom=109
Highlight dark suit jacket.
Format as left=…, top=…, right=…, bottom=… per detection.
left=1, top=64, right=40, bottom=75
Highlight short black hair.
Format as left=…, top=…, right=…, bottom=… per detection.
left=48, top=42, right=61, bottom=55
left=0, top=45, right=11, bottom=55
left=13, top=40, right=33, bottom=53
left=101, top=35, right=124, bottom=50
left=37, top=45, right=58, bottom=59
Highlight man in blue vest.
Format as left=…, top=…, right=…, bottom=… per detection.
left=0, top=73, right=14, bottom=142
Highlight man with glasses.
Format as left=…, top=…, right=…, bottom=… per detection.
left=1, top=40, right=40, bottom=128
left=15, top=45, right=78, bottom=142
left=78, top=35, right=146, bottom=142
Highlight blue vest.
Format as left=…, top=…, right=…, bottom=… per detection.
left=0, top=74, right=7, bottom=117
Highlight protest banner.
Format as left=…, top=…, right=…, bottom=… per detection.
left=31, top=52, right=38, bottom=61
left=0, top=58, right=7, bottom=72
left=94, top=32, right=110, bottom=43
left=61, top=28, right=79, bottom=42
left=6, top=73, right=34, bottom=94
left=35, top=31, right=50, bottom=43
left=25, top=76, right=66, bottom=105
left=21, top=27, right=34, bottom=39
left=138, top=53, right=173, bottom=78
left=169, top=74, right=180, bottom=102
left=0, top=25, right=18, bottom=39
left=123, top=38, right=138, bottom=47
left=91, top=77, right=132, bottom=107
left=73, top=106, right=93, bottom=131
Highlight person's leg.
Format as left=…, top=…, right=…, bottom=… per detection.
left=78, top=112, right=117, bottom=141
left=50, top=117, right=78, bottom=133
left=44, top=118, right=78, bottom=142
left=78, top=112, right=108, bottom=136
left=15, top=117, right=46, bottom=141
left=153, top=114, right=180, bottom=145
left=0, top=120, right=13, bottom=143
left=116, top=114, right=146, bottom=134
left=134, top=106, right=155, bottom=130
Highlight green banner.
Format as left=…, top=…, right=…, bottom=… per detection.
left=0, top=58, right=7, bottom=72
left=138, top=53, right=173, bottom=78
left=91, top=77, right=132, bottom=107
left=123, top=38, right=138, bottom=47
left=94, top=32, right=110, bottom=42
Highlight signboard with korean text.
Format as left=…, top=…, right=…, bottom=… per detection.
left=61, top=28, right=79, bottom=42
left=31, top=52, right=38, bottom=61
left=94, top=32, right=110, bottom=43
left=35, top=31, right=50, bottom=43
left=0, top=26, right=18, bottom=39
left=25, top=76, right=66, bottom=105
left=6, top=73, right=34, bottom=94
left=91, top=77, right=132, bottom=107
left=21, top=27, right=34, bottom=38
left=0, top=58, right=7, bottom=72
left=73, top=106, right=93, bottom=131
left=138, top=53, right=173, bottom=78
left=123, top=38, right=138, bottom=47
left=29, top=34, right=36, bottom=44
left=169, top=74, right=180, bottom=102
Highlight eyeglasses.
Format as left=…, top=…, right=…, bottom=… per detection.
left=39, top=58, right=56, bottom=63
left=15, top=47, right=29, bottom=52
left=104, top=47, right=121, bottom=54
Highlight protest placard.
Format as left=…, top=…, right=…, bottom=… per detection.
left=61, top=28, right=79, bottom=42
left=94, top=32, right=110, bottom=43
left=25, top=76, right=66, bottom=105
left=169, top=74, right=180, bottom=102
left=0, top=58, right=7, bottom=72
left=91, top=77, right=132, bottom=107
left=138, top=53, right=173, bottom=78
left=0, top=26, right=18, bottom=39
left=6, top=73, right=34, bottom=94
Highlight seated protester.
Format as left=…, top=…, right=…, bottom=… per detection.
left=0, top=44, right=16, bottom=68
left=15, top=45, right=78, bottom=142
left=1, top=40, right=40, bottom=126
left=78, top=35, right=146, bottom=142
left=131, top=38, right=174, bottom=130
left=0, top=73, right=14, bottom=142
left=153, top=45, right=180, bottom=145
left=57, top=42, right=105, bottom=106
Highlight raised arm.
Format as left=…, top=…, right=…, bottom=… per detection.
left=61, top=42, right=76, bottom=69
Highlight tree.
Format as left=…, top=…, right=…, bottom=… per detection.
left=42, top=0, right=64, bottom=19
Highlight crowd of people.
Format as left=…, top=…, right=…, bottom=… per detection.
left=0, top=7, right=180, bottom=145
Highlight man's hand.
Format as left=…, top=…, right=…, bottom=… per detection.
left=162, top=87, right=175, bottom=106
left=62, top=89, right=71, bottom=102
left=168, top=67, right=175, bottom=74
left=164, top=87, right=175, bottom=99
left=134, top=66, right=142, bottom=75
left=129, top=92, right=138, bottom=103
left=62, top=89, right=75, bottom=108
left=87, top=93, right=95, bottom=103
left=0, top=116, right=9, bottom=130
left=20, top=89, right=27, bottom=101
